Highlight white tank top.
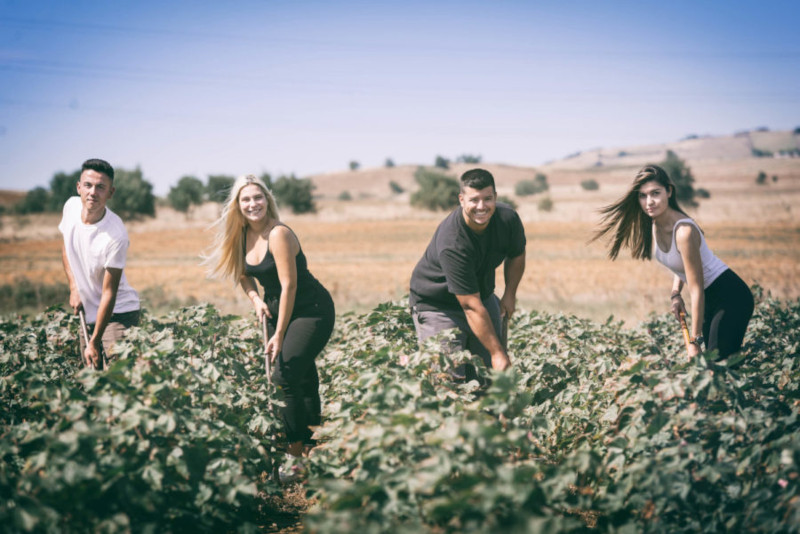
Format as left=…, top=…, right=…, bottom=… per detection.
left=653, top=218, right=728, bottom=289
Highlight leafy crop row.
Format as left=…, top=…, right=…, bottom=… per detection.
left=1, top=290, right=799, bottom=532
left=308, top=293, right=800, bottom=533
left=1, top=306, right=282, bottom=533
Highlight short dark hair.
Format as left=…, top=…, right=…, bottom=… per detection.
left=81, top=158, right=115, bottom=181
left=460, top=168, right=495, bottom=192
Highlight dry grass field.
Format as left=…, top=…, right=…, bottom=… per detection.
left=2, top=132, right=799, bottom=326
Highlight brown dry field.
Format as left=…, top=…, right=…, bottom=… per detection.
left=2, top=158, right=798, bottom=326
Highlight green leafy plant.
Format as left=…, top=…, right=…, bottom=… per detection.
left=2, top=291, right=798, bottom=533
left=0, top=305, right=284, bottom=532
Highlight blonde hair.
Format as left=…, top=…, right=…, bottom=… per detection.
left=203, top=174, right=280, bottom=282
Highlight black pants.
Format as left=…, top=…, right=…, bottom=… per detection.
left=269, top=293, right=335, bottom=444
left=703, top=269, right=754, bottom=359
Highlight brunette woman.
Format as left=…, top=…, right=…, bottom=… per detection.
left=205, top=174, right=335, bottom=470
left=593, top=165, right=753, bottom=359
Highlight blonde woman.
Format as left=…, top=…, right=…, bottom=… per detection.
left=205, top=175, right=335, bottom=476
left=593, top=165, right=753, bottom=360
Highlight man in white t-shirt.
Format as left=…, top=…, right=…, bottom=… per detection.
left=59, top=158, right=140, bottom=368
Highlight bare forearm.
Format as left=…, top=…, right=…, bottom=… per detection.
left=91, top=289, right=116, bottom=342
left=671, top=276, right=684, bottom=296
left=274, top=284, right=297, bottom=337
left=463, top=306, right=504, bottom=356
left=503, top=253, right=525, bottom=297
left=61, top=247, right=77, bottom=291
left=240, top=276, right=260, bottom=303
left=62, top=246, right=82, bottom=310
left=689, top=286, right=704, bottom=338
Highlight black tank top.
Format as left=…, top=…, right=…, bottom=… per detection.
left=243, top=224, right=329, bottom=318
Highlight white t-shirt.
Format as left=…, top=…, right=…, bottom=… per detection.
left=58, top=196, right=140, bottom=323
left=653, top=218, right=728, bottom=289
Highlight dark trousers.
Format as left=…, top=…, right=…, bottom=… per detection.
left=704, top=269, right=754, bottom=359
left=269, top=294, right=335, bottom=444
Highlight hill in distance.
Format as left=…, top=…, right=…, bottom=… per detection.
left=307, top=129, right=800, bottom=201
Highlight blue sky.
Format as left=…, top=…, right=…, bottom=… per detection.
left=1, top=0, right=798, bottom=195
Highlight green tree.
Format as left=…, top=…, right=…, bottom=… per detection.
left=15, top=186, right=50, bottom=214
left=349, top=161, right=360, bottom=171
left=260, top=173, right=273, bottom=189
left=272, top=174, right=316, bottom=214
left=48, top=170, right=81, bottom=211
left=385, top=158, right=395, bottom=168
left=389, top=180, right=404, bottom=194
left=580, top=179, right=600, bottom=191
left=456, top=154, right=482, bottom=164
left=434, top=155, right=450, bottom=170
left=410, top=168, right=459, bottom=211
left=756, top=171, right=768, bottom=185
left=167, top=175, right=205, bottom=213
left=206, top=175, right=235, bottom=203
left=515, top=173, right=549, bottom=196
left=660, top=150, right=700, bottom=207
left=497, top=195, right=517, bottom=209
left=108, top=167, right=156, bottom=218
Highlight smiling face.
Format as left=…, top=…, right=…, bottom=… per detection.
left=77, top=169, right=114, bottom=222
left=637, top=179, right=671, bottom=219
left=238, top=183, right=269, bottom=224
left=459, top=185, right=497, bottom=232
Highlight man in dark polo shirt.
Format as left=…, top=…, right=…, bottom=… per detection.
left=409, top=168, right=526, bottom=373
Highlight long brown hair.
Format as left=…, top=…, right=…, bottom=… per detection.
left=592, top=164, right=689, bottom=260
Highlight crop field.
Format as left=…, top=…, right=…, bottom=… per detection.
left=1, top=293, right=799, bottom=532
left=1, top=154, right=799, bottom=531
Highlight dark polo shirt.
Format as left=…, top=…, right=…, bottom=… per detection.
left=409, top=203, right=526, bottom=312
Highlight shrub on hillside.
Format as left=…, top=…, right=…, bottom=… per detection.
left=580, top=179, right=600, bottom=191
left=756, top=171, right=768, bottom=185
left=456, top=154, right=482, bottom=164
left=410, top=168, right=459, bottom=211
left=389, top=181, right=404, bottom=194
left=660, top=150, right=702, bottom=208
left=515, top=173, right=549, bottom=196
left=497, top=195, right=517, bottom=210
left=272, top=174, right=316, bottom=214
left=537, top=196, right=553, bottom=212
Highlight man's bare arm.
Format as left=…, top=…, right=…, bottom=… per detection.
left=500, top=252, right=525, bottom=318
left=84, top=268, right=122, bottom=367
left=456, top=292, right=511, bottom=370
left=61, top=244, right=82, bottom=312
